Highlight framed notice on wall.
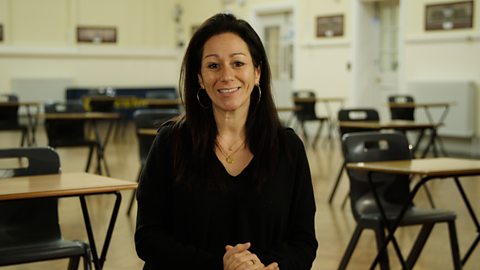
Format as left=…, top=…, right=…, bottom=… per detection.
left=77, top=26, right=117, bottom=43
left=316, top=15, right=344, bottom=38
left=0, top=24, right=3, bottom=42
left=425, top=1, right=474, bottom=31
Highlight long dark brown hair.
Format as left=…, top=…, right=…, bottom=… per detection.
left=171, top=13, right=284, bottom=189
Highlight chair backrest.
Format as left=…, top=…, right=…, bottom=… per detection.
left=0, top=147, right=62, bottom=247
left=0, top=94, right=21, bottom=128
left=88, top=96, right=116, bottom=112
left=337, top=108, right=380, bottom=135
left=341, top=131, right=412, bottom=220
left=44, top=101, right=89, bottom=146
left=134, top=109, right=179, bottom=163
left=292, top=90, right=318, bottom=121
left=388, top=95, right=415, bottom=121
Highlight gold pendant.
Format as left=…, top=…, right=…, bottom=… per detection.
left=226, top=156, right=233, bottom=164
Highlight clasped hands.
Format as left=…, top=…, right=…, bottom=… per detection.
left=223, top=242, right=279, bottom=270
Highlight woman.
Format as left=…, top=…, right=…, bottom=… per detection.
left=135, top=13, right=317, bottom=270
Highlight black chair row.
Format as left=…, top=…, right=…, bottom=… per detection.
left=0, top=94, right=30, bottom=146
left=44, top=101, right=97, bottom=173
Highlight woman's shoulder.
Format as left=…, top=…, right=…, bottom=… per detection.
left=280, top=127, right=306, bottom=155
left=282, top=127, right=303, bottom=145
left=157, top=119, right=184, bottom=138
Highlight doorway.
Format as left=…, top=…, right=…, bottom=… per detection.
left=353, top=0, right=400, bottom=116
left=254, top=8, right=294, bottom=107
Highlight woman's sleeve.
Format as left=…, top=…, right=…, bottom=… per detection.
left=265, top=131, right=318, bottom=270
left=134, top=127, right=221, bottom=269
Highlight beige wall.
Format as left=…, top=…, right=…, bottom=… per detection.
left=295, top=0, right=351, bottom=100
left=402, top=0, right=480, bottom=137
left=0, top=0, right=179, bottom=95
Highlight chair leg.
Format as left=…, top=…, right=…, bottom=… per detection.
left=422, top=184, right=436, bottom=208
left=340, top=192, right=349, bottom=210
left=68, top=256, right=80, bottom=270
left=20, top=130, right=27, bottom=147
left=312, top=120, right=325, bottom=148
left=338, top=226, right=363, bottom=270
left=447, top=221, right=462, bottom=270
left=374, top=224, right=390, bottom=270
left=300, top=121, right=309, bottom=145
left=406, top=223, right=434, bottom=269
left=328, top=161, right=345, bottom=204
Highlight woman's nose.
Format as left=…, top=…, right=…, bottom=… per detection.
left=220, top=66, right=234, bottom=81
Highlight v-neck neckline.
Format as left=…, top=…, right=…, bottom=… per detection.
left=215, top=155, right=254, bottom=178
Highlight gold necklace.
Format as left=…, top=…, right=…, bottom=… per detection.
left=216, top=140, right=245, bottom=164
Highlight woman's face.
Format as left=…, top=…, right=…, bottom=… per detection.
left=198, top=32, right=260, bottom=113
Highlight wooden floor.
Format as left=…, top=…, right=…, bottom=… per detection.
left=1, top=122, right=479, bottom=270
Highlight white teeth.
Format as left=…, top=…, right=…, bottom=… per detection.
left=218, top=87, right=238, bottom=93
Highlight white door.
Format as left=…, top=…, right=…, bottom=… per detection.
left=354, top=0, right=400, bottom=117
left=376, top=1, right=400, bottom=104
left=255, top=10, right=294, bottom=107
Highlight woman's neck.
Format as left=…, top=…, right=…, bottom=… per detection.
left=213, top=107, right=248, bottom=142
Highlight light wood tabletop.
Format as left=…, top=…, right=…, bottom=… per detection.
left=137, top=128, right=158, bottom=136
left=0, top=101, right=40, bottom=107
left=276, top=106, right=301, bottom=112
left=346, top=157, right=480, bottom=178
left=0, top=172, right=137, bottom=201
left=388, top=102, right=452, bottom=108
left=292, top=97, right=345, bottom=103
left=43, top=112, right=120, bottom=120
left=140, top=98, right=183, bottom=106
left=338, top=120, right=439, bottom=131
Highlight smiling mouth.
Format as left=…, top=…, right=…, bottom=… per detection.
left=218, top=87, right=240, bottom=93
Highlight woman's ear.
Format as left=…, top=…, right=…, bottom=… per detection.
left=198, top=74, right=205, bottom=89
left=254, top=66, right=261, bottom=85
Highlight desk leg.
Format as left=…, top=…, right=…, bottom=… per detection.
left=421, top=128, right=441, bottom=158
left=80, top=192, right=122, bottom=270
left=92, top=120, right=112, bottom=176
left=454, top=178, right=480, bottom=265
left=412, top=129, right=425, bottom=157
left=91, top=121, right=111, bottom=176
left=25, top=106, right=34, bottom=146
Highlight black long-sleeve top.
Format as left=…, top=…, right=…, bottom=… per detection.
left=135, top=126, right=317, bottom=270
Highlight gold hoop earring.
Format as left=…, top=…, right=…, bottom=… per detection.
left=256, top=85, right=262, bottom=106
left=196, top=89, right=210, bottom=109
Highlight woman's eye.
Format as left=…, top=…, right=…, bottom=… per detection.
left=207, top=63, right=219, bottom=69
left=233, top=61, right=245, bottom=67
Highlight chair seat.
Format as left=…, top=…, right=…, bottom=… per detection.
left=359, top=206, right=456, bottom=225
left=0, top=240, right=89, bottom=265
left=356, top=195, right=456, bottom=224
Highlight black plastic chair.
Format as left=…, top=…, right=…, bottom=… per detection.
left=88, top=96, right=116, bottom=113
left=388, top=95, right=415, bottom=121
left=44, top=101, right=96, bottom=173
left=337, top=131, right=460, bottom=270
left=0, top=147, right=92, bottom=269
left=0, top=94, right=30, bottom=146
left=328, top=108, right=380, bottom=205
left=126, top=108, right=180, bottom=216
left=292, top=90, right=328, bottom=147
